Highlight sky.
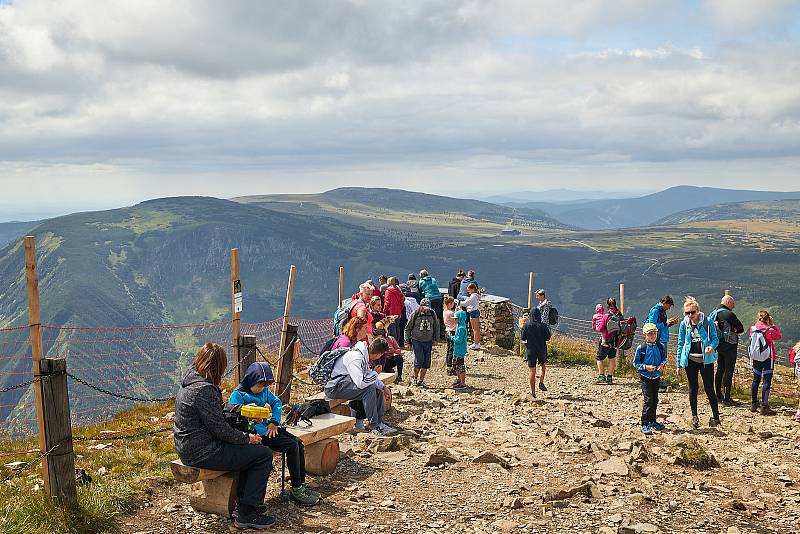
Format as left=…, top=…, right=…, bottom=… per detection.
left=1, top=0, right=799, bottom=220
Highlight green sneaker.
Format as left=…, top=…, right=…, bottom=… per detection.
left=302, top=484, right=321, bottom=500
left=606, top=375, right=613, bottom=385
left=290, top=485, right=319, bottom=506
left=596, top=375, right=606, bottom=384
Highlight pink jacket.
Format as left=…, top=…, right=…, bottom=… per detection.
left=592, top=304, right=605, bottom=333
left=750, top=321, right=783, bottom=360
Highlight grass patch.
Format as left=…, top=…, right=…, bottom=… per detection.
left=0, top=403, right=177, bottom=534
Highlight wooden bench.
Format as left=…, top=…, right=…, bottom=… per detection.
left=306, top=371, right=397, bottom=415
left=170, top=413, right=355, bottom=517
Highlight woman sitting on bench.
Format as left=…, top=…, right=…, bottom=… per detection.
left=229, top=361, right=320, bottom=506
left=173, top=343, right=275, bottom=530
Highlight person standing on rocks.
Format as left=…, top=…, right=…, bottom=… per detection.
left=635, top=323, right=667, bottom=434
left=647, top=295, right=680, bottom=357
left=520, top=308, right=551, bottom=397
left=448, top=270, right=465, bottom=299
left=676, top=296, right=721, bottom=429
left=443, top=295, right=458, bottom=375
left=595, top=297, right=622, bottom=385
left=790, top=342, right=800, bottom=422
left=383, top=277, right=406, bottom=343
left=401, top=273, right=422, bottom=304
left=458, top=270, right=478, bottom=299
left=419, top=269, right=445, bottom=340
left=748, top=310, right=782, bottom=416
left=535, top=289, right=553, bottom=328
left=460, top=282, right=483, bottom=350
left=709, top=295, right=745, bottom=406
left=404, top=297, right=440, bottom=387
left=450, top=307, right=469, bottom=389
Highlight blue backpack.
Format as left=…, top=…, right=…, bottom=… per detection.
left=333, top=298, right=356, bottom=336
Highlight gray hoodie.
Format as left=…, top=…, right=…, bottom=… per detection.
left=173, top=367, right=248, bottom=466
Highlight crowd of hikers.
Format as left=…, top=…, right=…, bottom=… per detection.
left=170, top=274, right=800, bottom=530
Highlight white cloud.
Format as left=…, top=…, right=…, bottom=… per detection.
left=704, top=0, right=794, bottom=34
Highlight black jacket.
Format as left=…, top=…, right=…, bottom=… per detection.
left=173, top=367, right=248, bottom=466
left=448, top=278, right=462, bottom=298
left=711, top=305, right=744, bottom=350
left=521, top=319, right=551, bottom=358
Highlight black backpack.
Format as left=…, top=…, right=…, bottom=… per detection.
left=547, top=307, right=559, bottom=326
left=223, top=402, right=253, bottom=433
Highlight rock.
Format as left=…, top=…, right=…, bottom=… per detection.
left=599, top=528, right=616, bottom=534
left=503, top=496, right=523, bottom=509
left=596, top=457, right=629, bottom=477
left=162, top=502, right=181, bottom=513
left=592, top=442, right=611, bottom=461
left=727, top=527, right=742, bottom=534
left=425, top=447, right=459, bottom=467
left=632, top=523, right=659, bottom=533
left=491, top=519, right=517, bottom=531
left=3, top=461, right=25, bottom=470
left=544, top=482, right=600, bottom=502
left=608, top=513, right=623, bottom=523
left=162, top=412, right=175, bottom=421
left=728, top=499, right=747, bottom=511
left=668, top=500, right=679, bottom=511
left=592, top=418, right=613, bottom=428
left=367, top=434, right=414, bottom=453
left=666, top=435, right=720, bottom=470
left=96, top=466, right=108, bottom=475
left=473, top=451, right=510, bottom=469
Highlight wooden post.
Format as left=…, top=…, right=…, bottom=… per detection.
left=527, top=272, right=534, bottom=310
left=39, top=358, right=77, bottom=506
left=338, top=266, right=344, bottom=306
left=724, top=289, right=731, bottom=297
left=24, top=236, right=51, bottom=497
left=239, top=335, right=256, bottom=372
left=277, top=265, right=297, bottom=361
left=275, top=324, right=299, bottom=405
left=619, top=283, right=625, bottom=316
left=231, top=248, right=241, bottom=383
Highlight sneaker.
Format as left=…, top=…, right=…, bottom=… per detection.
left=750, top=403, right=759, bottom=413
left=446, top=368, right=455, bottom=376
left=417, top=381, right=426, bottom=388
left=410, top=378, right=418, bottom=386
left=708, top=417, right=721, bottom=427
left=302, top=484, right=321, bottom=500
left=538, top=382, right=547, bottom=392
left=650, top=421, right=665, bottom=431
left=759, top=405, right=776, bottom=416
left=691, top=416, right=700, bottom=430
left=605, top=375, right=613, bottom=385
left=469, top=343, right=479, bottom=350
left=451, top=380, right=461, bottom=388
left=234, top=513, right=276, bottom=530
left=641, top=424, right=653, bottom=434
left=290, top=485, right=320, bottom=506
left=370, top=423, right=398, bottom=436
left=595, top=375, right=606, bottom=384
left=792, top=412, right=800, bottom=422
left=232, top=504, right=268, bottom=520
left=354, top=419, right=366, bottom=431
left=721, top=399, right=734, bottom=407
left=454, top=383, right=468, bottom=390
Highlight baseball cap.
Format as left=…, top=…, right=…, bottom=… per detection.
left=643, top=323, right=658, bottom=334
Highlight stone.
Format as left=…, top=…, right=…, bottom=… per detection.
left=503, top=496, right=523, bottom=509
left=592, top=418, right=613, bottom=428
left=632, top=523, right=659, bottom=533
left=473, top=451, right=510, bottom=469
left=596, top=457, right=629, bottom=477
left=425, top=447, right=459, bottom=467
left=727, top=527, right=742, bottom=534
left=608, top=513, right=623, bottom=523
left=491, top=519, right=518, bottom=531
left=666, top=435, right=719, bottom=470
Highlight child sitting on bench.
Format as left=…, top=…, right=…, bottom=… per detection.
left=229, top=361, right=320, bottom=506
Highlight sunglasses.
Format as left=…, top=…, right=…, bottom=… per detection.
left=684, top=310, right=698, bottom=315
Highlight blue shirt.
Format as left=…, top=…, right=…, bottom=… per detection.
left=228, top=387, right=283, bottom=436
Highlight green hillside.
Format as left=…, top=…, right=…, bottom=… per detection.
left=655, top=199, right=800, bottom=225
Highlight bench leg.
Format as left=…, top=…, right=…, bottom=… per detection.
left=188, top=472, right=239, bottom=518
left=304, top=438, right=340, bottom=476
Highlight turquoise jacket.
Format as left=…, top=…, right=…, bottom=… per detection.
left=450, top=309, right=468, bottom=358
left=228, top=387, right=283, bottom=436
left=676, top=312, right=719, bottom=368
left=419, top=275, right=443, bottom=301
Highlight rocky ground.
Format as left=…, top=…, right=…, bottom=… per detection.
left=124, top=345, right=800, bottom=534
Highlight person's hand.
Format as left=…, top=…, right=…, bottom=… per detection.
left=248, top=433, right=261, bottom=445
left=374, top=365, right=383, bottom=374
left=252, top=418, right=263, bottom=424
left=404, top=344, right=411, bottom=350
left=645, top=365, right=656, bottom=372
left=676, top=367, right=683, bottom=376
left=266, top=423, right=279, bottom=439
left=657, top=364, right=665, bottom=373
left=705, top=346, right=713, bottom=354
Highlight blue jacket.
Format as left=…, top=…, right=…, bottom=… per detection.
left=457, top=277, right=476, bottom=299
left=647, top=303, right=670, bottom=344
left=634, top=341, right=667, bottom=379
left=419, top=275, right=443, bottom=301
left=229, top=361, right=283, bottom=435
left=676, top=313, right=719, bottom=368
left=450, top=309, right=468, bottom=358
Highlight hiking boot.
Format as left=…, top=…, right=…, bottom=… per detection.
left=596, top=375, right=606, bottom=384
left=759, top=405, right=776, bottom=416
left=691, top=416, right=700, bottom=430
left=451, top=379, right=461, bottom=388
left=232, top=504, right=268, bottom=520
left=410, top=378, right=418, bottom=386
left=454, top=382, right=468, bottom=390
left=417, top=381, right=426, bottom=388
left=605, top=375, right=613, bottom=385
left=446, top=368, right=455, bottom=376
left=650, top=420, right=665, bottom=431
left=721, top=399, right=734, bottom=407
left=302, top=484, right=321, bottom=500
left=640, top=424, right=653, bottom=435
left=234, top=512, right=276, bottom=530
left=354, top=419, right=366, bottom=431
left=708, top=417, right=721, bottom=427
left=750, top=403, right=759, bottom=413
left=371, top=423, right=397, bottom=436
left=290, top=485, right=319, bottom=506
left=538, top=382, right=547, bottom=392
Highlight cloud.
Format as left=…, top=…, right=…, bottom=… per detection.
left=704, top=0, right=795, bottom=34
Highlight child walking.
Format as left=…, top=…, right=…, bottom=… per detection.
left=450, top=308, right=468, bottom=389
left=229, top=361, right=320, bottom=506
left=748, top=310, right=782, bottom=415
left=635, top=323, right=667, bottom=434
left=791, top=341, right=800, bottom=422
left=443, top=296, right=458, bottom=375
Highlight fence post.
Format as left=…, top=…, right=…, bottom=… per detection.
left=724, top=289, right=731, bottom=297
left=275, top=324, right=299, bottom=405
left=239, top=335, right=257, bottom=371
left=619, top=282, right=626, bottom=360
left=527, top=272, right=534, bottom=310
left=231, top=248, right=241, bottom=383
left=338, top=266, right=344, bottom=306
left=39, top=358, right=77, bottom=506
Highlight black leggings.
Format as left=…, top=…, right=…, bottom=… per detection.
left=685, top=359, right=719, bottom=419
left=383, top=354, right=404, bottom=381
left=261, top=427, right=305, bottom=488
left=714, top=346, right=737, bottom=401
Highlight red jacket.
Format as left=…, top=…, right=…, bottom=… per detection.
left=383, top=286, right=405, bottom=316
left=750, top=321, right=782, bottom=360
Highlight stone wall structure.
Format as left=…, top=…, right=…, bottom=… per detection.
left=478, top=294, right=514, bottom=349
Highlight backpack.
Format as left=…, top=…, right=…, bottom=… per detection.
left=789, top=347, right=797, bottom=366
left=319, top=336, right=336, bottom=356
left=614, top=317, right=637, bottom=350
left=709, top=308, right=739, bottom=345
left=547, top=307, right=559, bottom=326
left=333, top=298, right=357, bottom=336
left=635, top=341, right=666, bottom=367
left=308, top=346, right=351, bottom=386
left=605, top=312, right=624, bottom=335
left=748, top=329, right=771, bottom=362
left=223, top=402, right=254, bottom=433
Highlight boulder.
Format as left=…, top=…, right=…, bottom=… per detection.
left=473, top=451, right=510, bottom=469
left=596, top=456, right=629, bottom=477
left=666, top=435, right=719, bottom=470
left=425, top=447, right=459, bottom=467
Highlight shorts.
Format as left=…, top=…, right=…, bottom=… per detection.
left=527, top=352, right=547, bottom=368
left=453, top=357, right=466, bottom=374
left=795, top=363, right=800, bottom=385
left=596, top=341, right=617, bottom=361
left=468, top=309, right=480, bottom=320
left=411, top=339, right=433, bottom=369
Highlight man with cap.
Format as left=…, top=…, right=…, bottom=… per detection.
left=404, top=297, right=440, bottom=387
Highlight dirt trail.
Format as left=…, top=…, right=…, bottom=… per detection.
left=125, top=346, right=800, bottom=534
